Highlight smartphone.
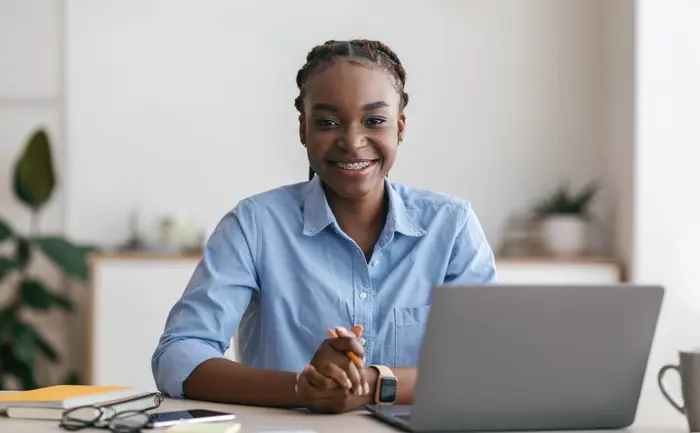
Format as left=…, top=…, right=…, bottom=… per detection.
left=148, top=409, right=236, bottom=428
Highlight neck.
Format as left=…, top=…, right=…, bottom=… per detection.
left=324, top=182, right=387, bottom=237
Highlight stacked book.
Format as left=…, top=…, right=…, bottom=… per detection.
left=0, top=385, right=160, bottom=421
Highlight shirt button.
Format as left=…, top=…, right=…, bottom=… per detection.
left=359, top=292, right=368, bottom=300
left=372, top=260, right=380, bottom=266
left=359, top=338, right=367, bottom=346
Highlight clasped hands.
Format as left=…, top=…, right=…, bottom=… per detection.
left=295, top=325, right=375, bottom=413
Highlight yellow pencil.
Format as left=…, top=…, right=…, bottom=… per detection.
left=327, top=328, right=363, bottom=368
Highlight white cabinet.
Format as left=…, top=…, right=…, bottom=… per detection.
left=87, top=255, right=201, bottom=390
left=85, top=254, right=622, bottom=389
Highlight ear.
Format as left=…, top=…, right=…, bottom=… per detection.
left=397, top=112, right=406, bottom=143
left=298, top=114, right=306, bottom=145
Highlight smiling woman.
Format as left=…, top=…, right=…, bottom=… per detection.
left=151, top=38, right=497, bottom=415
left=296, top=40, right=408, bottom=188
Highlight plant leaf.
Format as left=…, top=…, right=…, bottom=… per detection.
left=20, top=280, right=54, bottom=310
left=0, top=220, right=12, bottom=241
left=11, top=321, right=37, bottom=366
left=16, top=237, right=31, bottom=269
left=0, top=343, right=37, bottom=390
left=37, top=237, right=89, bottom=281
left=19, top=279, right=73, bottom=311
left=0, top=258, right=17, bottom=279
left=573, top=182, right=599, bottom=210
left=50, top=292, right=73, bottom=311
left=0, top=307, right=12, bottom=330
left=63, top=371, right=81, bottom=385
left=12, top=128, right=56, bottom=210
left=31, top=328, right=59, bottom=362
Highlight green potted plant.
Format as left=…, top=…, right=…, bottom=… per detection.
left=533, top=181, right=599, bottom=256
left=0, top=128, right=97, bottom=390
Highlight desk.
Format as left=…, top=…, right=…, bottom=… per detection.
left=0, top=398, right=689, bottom=433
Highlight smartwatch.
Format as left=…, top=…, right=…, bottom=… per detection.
left=370, top=365, right=398, bottom=405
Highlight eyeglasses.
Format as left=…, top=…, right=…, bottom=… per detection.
left=59, top=393, right=163, bottom=433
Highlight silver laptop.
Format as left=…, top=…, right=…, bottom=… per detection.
left=366, top=283, right=664, bottom=432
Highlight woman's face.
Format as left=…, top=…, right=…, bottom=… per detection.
left=299, top=60, right=405, bottom=200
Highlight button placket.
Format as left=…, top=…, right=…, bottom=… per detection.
left=353, top=247, right=373, bottom=361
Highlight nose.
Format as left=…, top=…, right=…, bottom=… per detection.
left=337, top=124, right=366, bottom=152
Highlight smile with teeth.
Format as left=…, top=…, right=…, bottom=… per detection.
left=332, top=160, right=376, bottom=170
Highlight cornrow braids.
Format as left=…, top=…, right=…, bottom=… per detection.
left=297, top=39, right=409, bottom=181
left=295, top=39, right=409, bottom=114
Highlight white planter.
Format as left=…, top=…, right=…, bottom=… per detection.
left=540, top=215, right=588, bottom=256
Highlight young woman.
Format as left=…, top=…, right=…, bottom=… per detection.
left=151, top=39, right=496, bottom=414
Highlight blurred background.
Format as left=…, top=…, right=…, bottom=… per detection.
left=0, top=0, right=698, bottom=425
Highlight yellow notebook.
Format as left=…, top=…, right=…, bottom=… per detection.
left=0, top=385, right=146, bottom=409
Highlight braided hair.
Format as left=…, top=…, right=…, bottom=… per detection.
left=295, top=40, right=409, bottom=181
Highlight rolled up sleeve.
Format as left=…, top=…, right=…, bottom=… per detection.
left=444, top=204, right=497, bottom=284
left=151, top=199, right=260, bottom=398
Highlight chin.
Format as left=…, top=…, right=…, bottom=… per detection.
left=322, top=177, right=385, bottom=200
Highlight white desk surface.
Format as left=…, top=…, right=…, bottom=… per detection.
left=0, top=397, right=689, bottom=433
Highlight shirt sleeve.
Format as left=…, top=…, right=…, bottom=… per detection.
left=151, top=199, right=260, bottom=398
left=443, top=204, right=497, bottom=284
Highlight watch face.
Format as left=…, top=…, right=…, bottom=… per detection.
left=379, top=376, right=398, bottom=403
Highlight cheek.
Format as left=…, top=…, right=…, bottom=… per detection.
left=377, top=140, right=399, bottom=167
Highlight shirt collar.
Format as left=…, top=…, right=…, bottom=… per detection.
left=302, top=175, right=426, bottom=238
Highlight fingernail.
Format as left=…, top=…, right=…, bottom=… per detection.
left=296, top=373, right=300, bottom=382
left=346, top=378, right=352, bottom=388
left=337, top=326, right=347, bottom=334
left=364, top=382, right=370, bottom=395
left=303, top=364, right=310, bottom=372
left=294, top=384, right=298, bottom=394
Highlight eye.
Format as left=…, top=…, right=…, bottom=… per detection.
left=315, top=118, right=338, bottom=129
left=365, top=116, right=387, bottom=127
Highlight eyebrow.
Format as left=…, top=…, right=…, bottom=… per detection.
left=311, top=101, right=390, bottom=112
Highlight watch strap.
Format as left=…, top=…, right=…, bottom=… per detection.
left=370, top=364, right=397, bottom=405
left=371, top=364, right=394, bottom=378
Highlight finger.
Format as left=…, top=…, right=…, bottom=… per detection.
left=319, top=354, right=365, bottom=395
left=298, top=369, right=348, bottom=404
left=303, top=364, right=341, bottom=391
left=298, top=370, right=327, bottom=400
left=315, top=361, right=353, bottom=390
left=327, top=331, right=365, bottom=360
left=349, top=325, right=363, bottom=339
left=340, top=326, right=366, bottom=364
left=334, top=328, right=367, bottom=393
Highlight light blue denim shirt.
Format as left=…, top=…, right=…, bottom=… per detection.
left=152, top=176, right=497, bottom=398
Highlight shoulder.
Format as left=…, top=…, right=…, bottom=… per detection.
left=230, top=181, right=308, bottom=216
left=215, top=181, right=308, bottom=235
left=390, top=181, right=472, bottom=229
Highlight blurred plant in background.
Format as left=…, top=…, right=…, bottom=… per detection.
left=0, top=128, right=97, bottom=390
left=533, top=180, right=600, bottom=257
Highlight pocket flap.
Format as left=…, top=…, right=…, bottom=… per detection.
left=393, top=305, right=431, bottom=326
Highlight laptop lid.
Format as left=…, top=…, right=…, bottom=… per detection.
left=408, top=283, right=664, bottom=432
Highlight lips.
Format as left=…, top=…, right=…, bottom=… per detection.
left=333, top=161, right=374, bottom=170
left=327, top=159, right=379, bottom=174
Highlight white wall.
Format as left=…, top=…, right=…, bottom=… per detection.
left=64, top=0, right=610, bottom=252
left=0, top=0, right=64, bottom=235
left=632, top=0, right=700, bottom=424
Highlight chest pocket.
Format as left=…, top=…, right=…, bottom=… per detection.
left=393, top=305, right=431, bottom=367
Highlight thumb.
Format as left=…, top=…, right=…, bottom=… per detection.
left=350, top=324, right=363, bottom=339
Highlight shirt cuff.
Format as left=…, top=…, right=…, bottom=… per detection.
left=153, top=338, right=227, bottom=398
